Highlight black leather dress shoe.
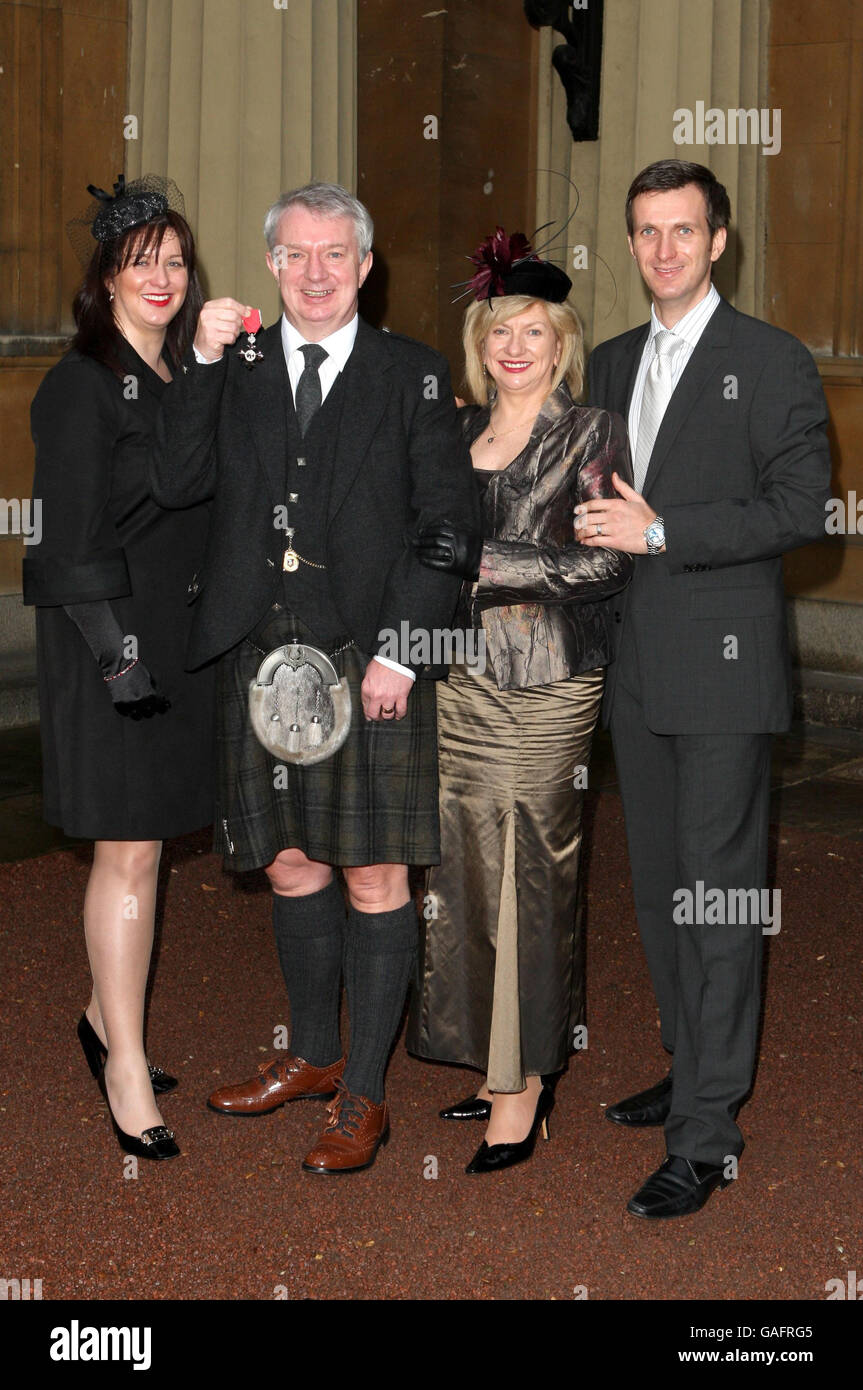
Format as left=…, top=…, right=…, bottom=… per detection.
left=439, top=1094, right=492, bottom=1121
left=606, top=1072, right=672, bottom=1127
left=626, top=1154, right=731, bottom=1219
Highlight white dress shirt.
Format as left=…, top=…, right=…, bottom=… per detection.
left=196, top=314, right=413, bottom=681
left=628, top=282, right=721, bottom=465
left=281, top=313, right=358, bottom=405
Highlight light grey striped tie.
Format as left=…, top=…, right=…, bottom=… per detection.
left=633, top=328, right=679, bottom=493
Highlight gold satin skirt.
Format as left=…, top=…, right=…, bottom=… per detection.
left=407, top=660, right=604, bottom=1091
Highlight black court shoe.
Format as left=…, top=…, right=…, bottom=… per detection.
left=465, top=1085, right=554, bottom=1175
left=110, top=1116, right=179, bottom=1161
left=441, top=1071, right=559, bottom=1122
left=96, top=1067, right=180, bottom=1161
left=77, top=1012, right=178, bottom=1095
left=439, top=1094, right=492, bottom=1121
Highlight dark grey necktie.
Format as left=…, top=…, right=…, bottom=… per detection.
left=295, top=343, right=328, bottom=436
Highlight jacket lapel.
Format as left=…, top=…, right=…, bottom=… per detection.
left=326, top=319, right=395, bottom=523
left=237, top=321, right=288, bottom=505
left=621, top=325, right=649, bottom=416
left=643, top=297, right=735, bottom=498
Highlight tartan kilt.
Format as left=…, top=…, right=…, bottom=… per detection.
left=213, top=607, right=441, bottom=872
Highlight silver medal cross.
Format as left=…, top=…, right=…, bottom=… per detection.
left=239, top=331, right=263, bottom=367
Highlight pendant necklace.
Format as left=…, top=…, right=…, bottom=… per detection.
left=486, top=415, right=535, bottom=446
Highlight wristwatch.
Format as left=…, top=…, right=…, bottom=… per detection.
left=644, top=515, right=665, bottom=555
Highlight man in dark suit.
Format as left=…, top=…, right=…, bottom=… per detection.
left=151, top=182, right=478, bottom=1174
left=578, top=160, right=831, bottom=1217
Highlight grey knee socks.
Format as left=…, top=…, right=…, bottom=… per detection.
left=341, top=901, right=419, bottom=1104
left=272, top=879, right=345, bottom=1067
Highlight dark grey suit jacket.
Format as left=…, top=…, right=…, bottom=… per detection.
left=588, top=297, right=832, bottom=735
left=150, top=317, right=479, bottom=673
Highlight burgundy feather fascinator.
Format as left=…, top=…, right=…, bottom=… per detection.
left=467, top=227, right=535, bottom=300
left=462, top=226, right=572, bottom=304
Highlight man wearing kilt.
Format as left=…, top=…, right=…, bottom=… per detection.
left=151, top=183, right=479, bottom=1173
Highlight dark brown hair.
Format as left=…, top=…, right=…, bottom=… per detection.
left=625, top=160, right=731, bottom=239
left=71, top=211, right=202, bottom=377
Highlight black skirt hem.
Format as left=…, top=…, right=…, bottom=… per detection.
left=43, top=806, right=214, bottom=842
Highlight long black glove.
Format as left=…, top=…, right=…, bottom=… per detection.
left=412, top=519, right=484, bottom=581
left=63, top=601, right=171, bottom=718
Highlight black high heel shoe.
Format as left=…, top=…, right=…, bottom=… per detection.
left=77, top=1012, right=178, bottom=1095
left=441, top=1070, right=559, bottom=1122
left=439, top=1093, right=492, bottom=1121
left=465, top=1084, right=554, bottom=1175
left=96, top=1067, right=180, bottom=1161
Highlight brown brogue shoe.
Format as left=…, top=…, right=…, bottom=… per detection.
left=301, top=1078, right=389, bottom=1174
left=207, top=1054, right=344, bottom=1116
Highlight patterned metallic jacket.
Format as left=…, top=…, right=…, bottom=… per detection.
left=460, top=381, right=634, bottom=690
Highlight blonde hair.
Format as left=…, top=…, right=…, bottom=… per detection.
left=462, top=293, right=585, bottom=405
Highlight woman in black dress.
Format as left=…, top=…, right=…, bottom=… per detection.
left=23, top=176, right=215, bottom=1161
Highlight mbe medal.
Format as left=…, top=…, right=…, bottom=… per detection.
left=239, top=307, right=263, bottom=368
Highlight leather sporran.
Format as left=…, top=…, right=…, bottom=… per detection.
left=248, top=643, right=351, bottom=765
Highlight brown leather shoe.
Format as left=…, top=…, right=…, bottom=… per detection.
left=207, top=1053, right=344, bottom=1117
left=301, top=1078, right=389, bottom=1174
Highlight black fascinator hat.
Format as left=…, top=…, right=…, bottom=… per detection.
left=66, top=173, right=187, bottom=266
left=463, top=226, right=572, bottom=304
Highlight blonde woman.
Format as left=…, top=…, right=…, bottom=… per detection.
left=408, top=231, right=633, bottom=1174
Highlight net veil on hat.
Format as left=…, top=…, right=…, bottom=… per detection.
left=66, top=173, right=187, bottom=266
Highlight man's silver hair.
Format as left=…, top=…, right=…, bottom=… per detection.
left=263, top=182, right=374, bottom=261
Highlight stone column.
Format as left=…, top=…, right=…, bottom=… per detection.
left=126, top=0, right=357, bottom=311
left=535, top=0, right=768, bottom=351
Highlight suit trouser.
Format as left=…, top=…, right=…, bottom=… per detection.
left=609, top=629, right=772, bottom=1163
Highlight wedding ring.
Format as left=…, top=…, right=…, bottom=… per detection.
left=596, top=523, right=604, bottom=536
left=382, top=705, right=395, bottom=714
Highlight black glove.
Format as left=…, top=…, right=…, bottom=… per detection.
left=114, top=690, right=172, bottom=720
left=412, top=520, right=484, bottom=581
left=63, top=601, right=171, bottom=717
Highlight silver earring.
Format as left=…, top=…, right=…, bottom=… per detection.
left=108, top=289, right=115, bottom=301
